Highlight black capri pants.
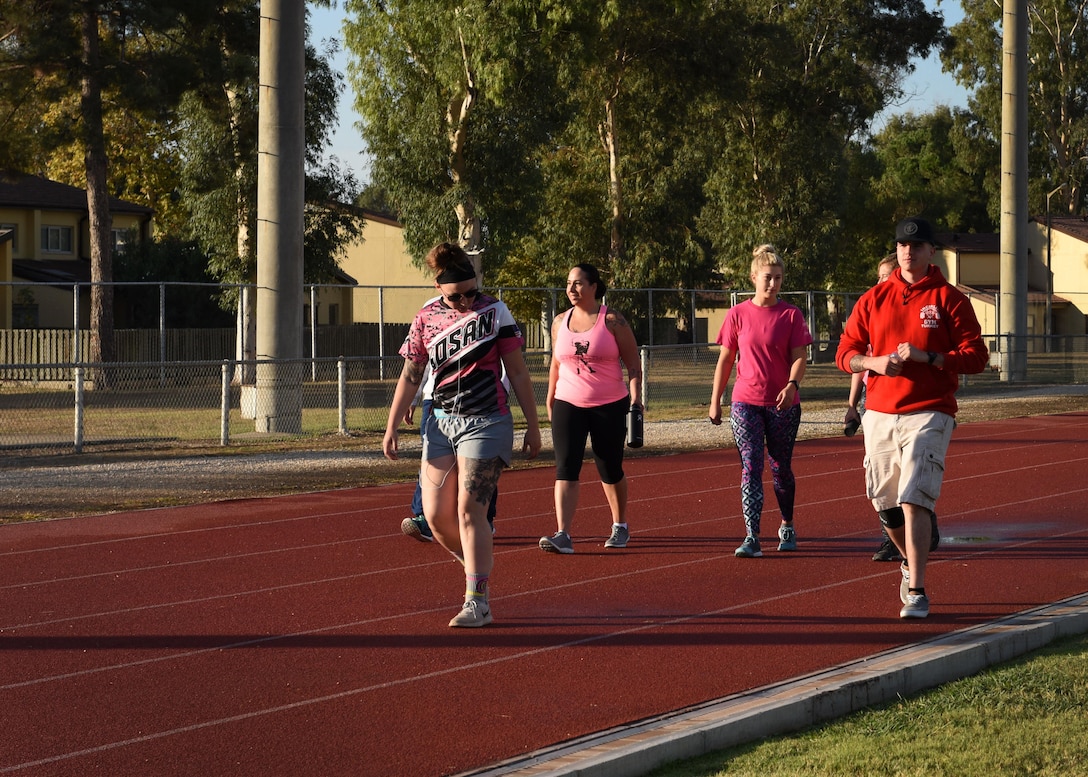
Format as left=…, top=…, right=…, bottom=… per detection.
left=551, top=396, right=628, bottom=484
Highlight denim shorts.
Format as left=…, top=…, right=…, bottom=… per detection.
left=424, top=411, right=514, bottom=465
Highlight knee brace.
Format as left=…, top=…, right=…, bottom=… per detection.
left=878, top=506, right=905, bottom=529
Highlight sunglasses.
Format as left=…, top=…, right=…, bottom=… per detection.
left=445, top=288, right=479, bottom=303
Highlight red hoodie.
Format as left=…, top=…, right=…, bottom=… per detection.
left=836, top=265, right=989, bottom=416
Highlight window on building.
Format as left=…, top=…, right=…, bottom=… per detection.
left=328, top=304, right=339, bottom=325
left=112, top=228, right=135, bottom=251
left=41, top=225, right=73, bottom=254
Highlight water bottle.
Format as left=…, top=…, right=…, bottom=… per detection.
left=626, top=403, right=644, bottom=448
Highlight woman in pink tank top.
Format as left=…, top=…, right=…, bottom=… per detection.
left=540, top=263, right=642, bottom=555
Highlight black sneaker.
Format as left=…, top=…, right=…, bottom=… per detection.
left=872, top=537, right=902, bottom=562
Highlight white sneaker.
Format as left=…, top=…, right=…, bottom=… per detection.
left=448, top=599, right=492, bottom=628
left=900, top=594, right=930, bottom=619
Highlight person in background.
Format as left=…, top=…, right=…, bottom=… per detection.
left=836, top=216, right=988, bottom=619
left=401, top=360, right=497, bottom=542
left=539, top=263, right=642, bottom=554
left=843, top=254, right=901, bottom=562
left=709, top=244, right=813, bottom=558
left=384, top=242, right=541, bottom=628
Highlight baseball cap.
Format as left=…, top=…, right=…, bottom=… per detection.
left=895, top=217, right=938, bottom=245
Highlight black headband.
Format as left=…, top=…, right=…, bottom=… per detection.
left=436, top=263, right=476, bottom=284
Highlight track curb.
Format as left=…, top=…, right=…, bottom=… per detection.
left=469, top=592, right=1088, bottom=777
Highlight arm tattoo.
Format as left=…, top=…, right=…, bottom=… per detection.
left=402, top=359, right=425, bottom=385
left=849, top=354, right=866, bottom=373
left=606, top=310, right=629, bottom=331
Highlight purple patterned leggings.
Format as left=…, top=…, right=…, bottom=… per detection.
left=729, top=402, right=802, bottom=536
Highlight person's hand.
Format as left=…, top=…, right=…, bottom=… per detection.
left=775, top=382, right=797, bottom=411
left=897, top=342, right=920, bottom=362
left=844, top=406, right=862, bottom=436
left=879, top=353, right=903, bottom=377
left=403, top=404, right=416, bottom=425
left=709, top=404, right=723, bottom=426
left=522, top=428, right=542, bottom=459
left=382, top=429, right=399, bottom=460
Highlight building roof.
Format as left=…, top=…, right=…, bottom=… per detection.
left=0, top=170, right=153, bottom=216
left=959, top=283, right=1070, bottom=306
left=12, top=258, right=92, bottom=284
left=1036, top=214, right=1088, bottom=243
left=935, top=231, right=1000, bottom=253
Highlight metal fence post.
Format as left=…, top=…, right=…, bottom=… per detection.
left=310, top=285, right=318, bottom=381
left=378, top=287, right=386, bottom=380
left=221, top=361, right=232, bottom=446
left=73, top=365, right=84, bottom=453
left=160, top=282, right=167, bottom=385
left=640, top=346, right=649, bottom=408
left=72, top=284, right=80, bottom=363
left=645, top=289, right=652, bottom=347
left=338, top=357, right=347, bottom=435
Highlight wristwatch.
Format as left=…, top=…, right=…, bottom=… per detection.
left=787, top=379, right=800, bottom=389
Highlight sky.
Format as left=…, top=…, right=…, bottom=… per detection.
left=308, top=0, right=971, bottom=186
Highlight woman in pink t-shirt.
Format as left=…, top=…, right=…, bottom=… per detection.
left=709, top=244, right=813, bottom=558
left=540, top=263, right=642, bottom=554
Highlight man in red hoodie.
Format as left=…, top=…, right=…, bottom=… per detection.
left=836, top=217, right=989, bottom=619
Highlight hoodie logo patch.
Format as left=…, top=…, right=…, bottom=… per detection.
left=920, top=304, right=941, bottom=329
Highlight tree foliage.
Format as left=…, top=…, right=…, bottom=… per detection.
left=346, top=0, right=946, bottom=300
left=345, top=0, right=567, bottom=271
left=869, top=107, right=998, bottom=235
left=943, top=0, right=1088, bottom=216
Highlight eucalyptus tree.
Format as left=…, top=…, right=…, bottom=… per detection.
left=943, top=0, right=1088, bottom=216
left=176, top=5, right=362, bottom=382
left=344, top=0, right=568, bottom=272
left=178, top=18, right=361, bottom=291
left=496, top=0, right=745, bottom=341
left=869, top=106, right=998, bottom=234
left=696, top=0, right=945, bottom=291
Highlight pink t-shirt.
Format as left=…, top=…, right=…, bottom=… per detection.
left=716, top=299, right=813, bottom=407
left=553, top=305, right=629, bottom=408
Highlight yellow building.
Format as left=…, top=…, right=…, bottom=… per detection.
left=941, top=222, right=1088, bottom=342
left=0, top=171, right=153, bottom=329
left=310, top=210, right=436, bottom=327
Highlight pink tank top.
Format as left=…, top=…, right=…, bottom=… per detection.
left=553, top=305, right=629, bottom=408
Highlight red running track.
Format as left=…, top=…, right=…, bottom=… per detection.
left=2, top=412, right=1088, bottom=776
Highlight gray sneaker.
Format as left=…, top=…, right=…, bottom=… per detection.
left=449, top=598, right=492, bottom=628
left=777, top=525, right=797, bottom=551
left=900, top=593, right=930, bottom=619
left=604, top=524, right=629, bottom=548
left=734, top=536, right=763, bottom=558
left=539, top=531, right=574, bottom=554
left=401, top=515, right=433, bottom=543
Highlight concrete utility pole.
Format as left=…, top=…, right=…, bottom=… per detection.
left=998, top=0, right=1029, bottom=382
left=254, top=0, right=306, bottom=432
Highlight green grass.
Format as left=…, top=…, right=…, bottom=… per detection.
left=648, top=632, right=1088, bottom=777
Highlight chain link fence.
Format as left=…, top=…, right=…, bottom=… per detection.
left=2, top=337, right=1086, bottom=456
left=3, top=280, right=1087, bottom=455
